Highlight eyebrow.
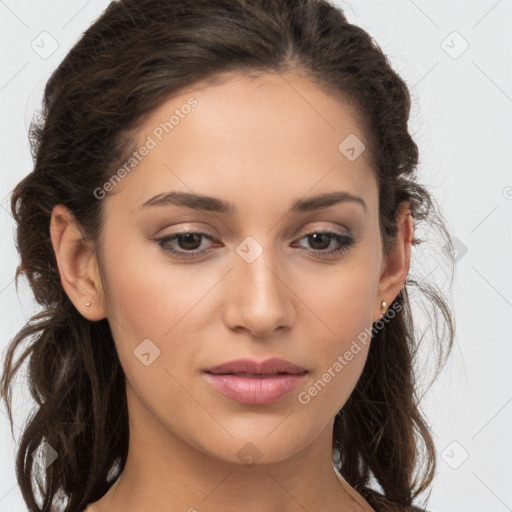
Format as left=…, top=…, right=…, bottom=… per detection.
left=139, top=190, right=367, bottom=214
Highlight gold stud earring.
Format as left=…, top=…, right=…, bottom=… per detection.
left=85, top=302, right=91, bottom=307
left=380, top=300, right=388, bottom=317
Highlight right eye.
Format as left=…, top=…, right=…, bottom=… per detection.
left=155, top=231, right=219, bottom=259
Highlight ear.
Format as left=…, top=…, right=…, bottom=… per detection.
left=375, top=201, right=414, bottom=322
left=49, top=204, right=107, bottom=321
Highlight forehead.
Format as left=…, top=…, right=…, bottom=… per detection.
left=103, top=71, right=377, bottom=218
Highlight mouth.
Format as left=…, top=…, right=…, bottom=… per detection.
left=204, top=357, right=307, bottom=376
left=205, top=372, right=301, bottom=378
left=203, top=360, right=307, bottom=404
left=203, top=373, right=307, bottom=404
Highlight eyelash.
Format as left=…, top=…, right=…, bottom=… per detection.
left=155, top=229, right=355, bottom=260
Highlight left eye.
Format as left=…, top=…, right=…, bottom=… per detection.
left=155, top=230, right=354, bottom=259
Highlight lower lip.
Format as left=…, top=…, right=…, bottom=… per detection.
left=204, top=373, right=306, bottom=404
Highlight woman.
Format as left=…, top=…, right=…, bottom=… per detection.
left=1, top=0, right=454, bottom=511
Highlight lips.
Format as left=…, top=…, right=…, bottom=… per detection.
left=204, top=357, right=307, bottom=376
left=203, top=358, right=307, bottom=404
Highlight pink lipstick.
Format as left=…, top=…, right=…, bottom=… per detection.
left=204, top=357, right=307, bottom=405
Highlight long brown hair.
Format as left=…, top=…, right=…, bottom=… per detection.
left=1, top=0, right=454, bottom=510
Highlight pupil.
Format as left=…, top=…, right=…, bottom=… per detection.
left=180, top=233, right=201, bottom=250
left=309, top=233, right=330, bottom=250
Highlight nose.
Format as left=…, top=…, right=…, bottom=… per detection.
left=223, top=247, right=295, bottom=338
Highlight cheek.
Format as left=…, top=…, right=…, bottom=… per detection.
left=99, top=240, right=212, bottom=430
left=100, top=236, right=223, bottom=384
left=296, top=255, right=379, bottom=410
left=304, top=255, right=378, bottom=343
left=99, top=237, right=191, bottom=362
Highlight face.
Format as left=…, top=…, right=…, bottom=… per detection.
left=92, top=71, right=386, bottom=465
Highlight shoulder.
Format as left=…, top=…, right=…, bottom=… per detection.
left=334, top=469, right=375, bottom=511
left=362, top=487, right=430, bottom=512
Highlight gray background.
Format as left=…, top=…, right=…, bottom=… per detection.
left=1, top=0, right=511, bottom=510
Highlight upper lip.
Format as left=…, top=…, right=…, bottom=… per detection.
left=204, top=357, right=307, bottom=375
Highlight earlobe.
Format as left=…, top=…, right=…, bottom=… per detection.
left=375, top=202, right=414, bottom=321
left=49, top=204, right=107, bottom=321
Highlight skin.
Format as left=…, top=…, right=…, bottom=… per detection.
left=50, top=70, right=413, bottom=512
